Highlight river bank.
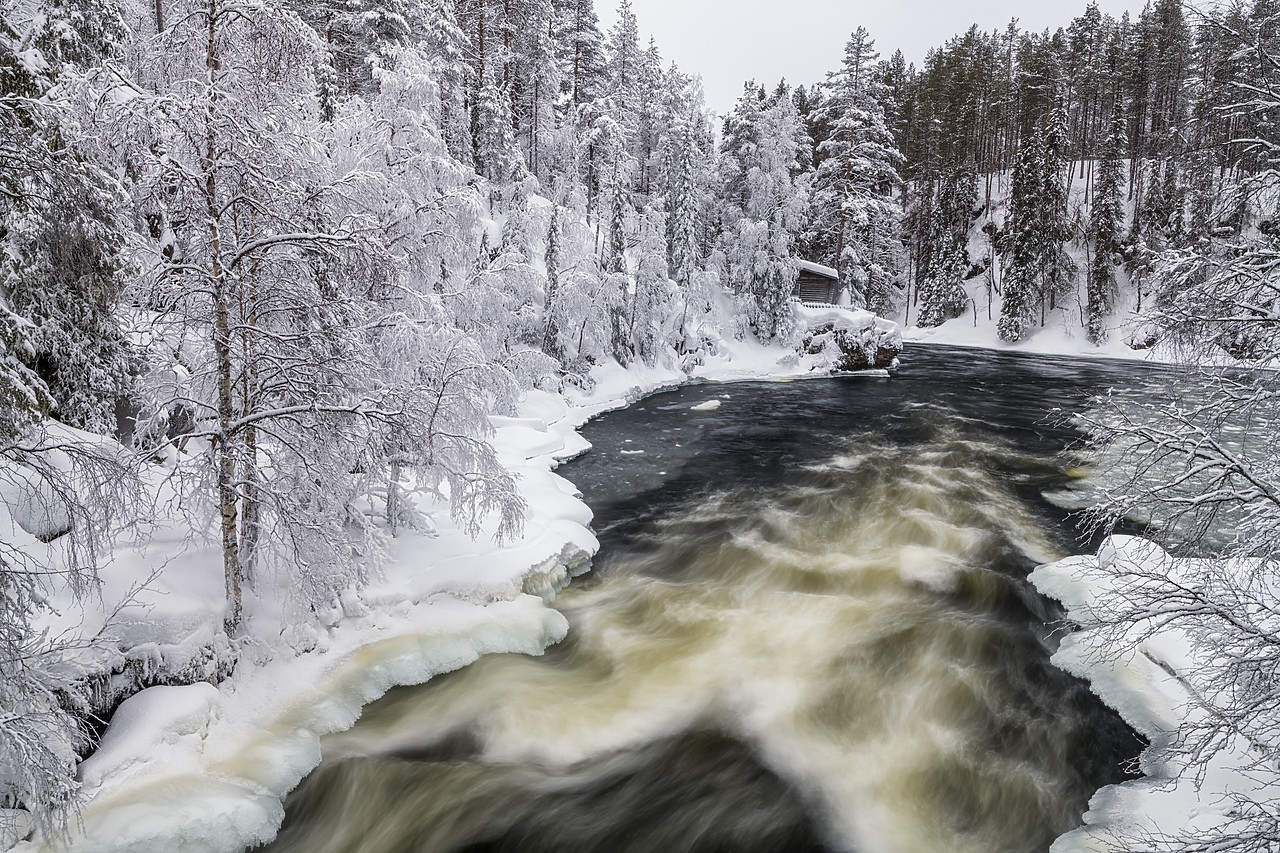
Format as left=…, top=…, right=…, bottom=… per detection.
left=1033, top=537, right=1280, bottom=851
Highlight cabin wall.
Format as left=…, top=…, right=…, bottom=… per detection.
left=796, top=271, right=839, bottom=304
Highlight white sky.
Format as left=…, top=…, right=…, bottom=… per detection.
left=598, top=0, right=1144, bottom=116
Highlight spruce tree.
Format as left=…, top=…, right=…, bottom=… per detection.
left=474, top=69, right=522, bottom=195
left=998, top=134, right=1043, bottom=342
left=915, top=171, right=974, bottom=326
left=423, top=0, right=472, bottom=163
left=808, top=27, right=906, bottom=310
left=1038, top=104, right=1076, bottom=315
left=1087, top=110, right=1125, bottom=344
left=0, top=0, right=133, bottom=432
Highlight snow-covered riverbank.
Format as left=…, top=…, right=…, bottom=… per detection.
left=1032, top=536, right=1279, bottom=851
left=8, top=311, right=899, bottom=853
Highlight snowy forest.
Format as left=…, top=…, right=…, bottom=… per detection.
left=3, top=0, right=1280, bottom=848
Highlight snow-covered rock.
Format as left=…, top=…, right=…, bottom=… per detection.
left=799, top=305, right=903, bottom=370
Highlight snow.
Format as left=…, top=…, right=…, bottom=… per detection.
left=690, top=399, right=721, bottom=411
left=1031, top=536, right=1278, bottom=851
left=904, top=306, right=1173, bottom=362
left=9, top=309, right=901, bottom=853
left=796, top=259, right=838, bottom=279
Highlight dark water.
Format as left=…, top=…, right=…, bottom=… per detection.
left=262, top=344, right=1158, bottom=853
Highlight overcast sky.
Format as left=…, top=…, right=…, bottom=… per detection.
left=597, top=0, right=1143, bottom=116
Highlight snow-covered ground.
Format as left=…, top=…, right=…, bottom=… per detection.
left=1032, top=536, right=1278, bottom=851
left=904, top=307, right=1162, bottom=362
left=7, top=310, right=898, bottom=853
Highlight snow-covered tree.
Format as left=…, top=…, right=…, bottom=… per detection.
left=1086, top=109, right=1125, bottom=344
left=474, top=69, right=522, bottom=193
left=422, top=0, right=472, bottom=163
left=1039, top=104, right=1076, bottom=312
left=0, top=0, right=134, bottom=433
left=807, top=27, right=905, bottom=310
left=914, top=170, right=974, bottom=327
left=1073, top=15, right=1280, bottom=853
left=627, top=204, right=669, bottom=364
left=998, top=134, right=1043, bottom=342
left=720, top=85, right=808, bottom=340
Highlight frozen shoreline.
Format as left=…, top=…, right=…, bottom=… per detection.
left=1032, top=536, right=1277, bottom=851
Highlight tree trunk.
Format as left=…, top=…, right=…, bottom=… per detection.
left=573, top=0, right=582, bottom=108
left=204, top=0, right=242, bottom=634
left=386, top=454, right=401, bottom=537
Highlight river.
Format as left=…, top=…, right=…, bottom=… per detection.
left=260, top=344, right=1162, bottom=853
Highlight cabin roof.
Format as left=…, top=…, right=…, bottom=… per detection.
left=796, top=259, right=838, bottom=280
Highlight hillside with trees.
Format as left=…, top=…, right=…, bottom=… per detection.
left=791, top=0, right=1280, bottom=351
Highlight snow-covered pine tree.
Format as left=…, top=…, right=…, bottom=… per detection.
left=998, top=133, right=1044, bottom=342
left=603, top=0, right=640, bottom=133
left=0, top=0, right=134, bottom=433
left=1038, top=104, right=1076, bottom=315
left=423, top=0, right=472, bottom=163
left=628, top=204, right=669, bottom=365
left=1087, top=109, right=1125, bottom=344
left=552, top=0, right=605, bottom=111
left=913, top=170, right=973, bottom=327
left=542, top=201, right=563, bottom=357
left=808, top=27, right=905, bottom=311
left=474, top=68, right=523, bottom=200
left=522, top=0, right=560, bottom=180
left=667, top=111, right=703, bottom=345
left=721, top=85, right=808, bottom=340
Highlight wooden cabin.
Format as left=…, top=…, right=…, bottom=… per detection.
left=793, top=260, right=841, bottom=305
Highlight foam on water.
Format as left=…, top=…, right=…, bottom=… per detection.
left=264, top=423, right=1139, bottom=853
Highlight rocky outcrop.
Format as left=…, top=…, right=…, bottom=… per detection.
left=798, top=306, right=903, bottom=371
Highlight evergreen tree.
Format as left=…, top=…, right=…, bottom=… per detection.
left=807, top=27, right=906, bottom=310
left=542, top=202, right=563, bottom=357
left=474, top=69, right=522, bottom=193
left=423, top=0, right=472, bottom=163
left=998, top=133, right=1044, bottom=342
left=1038, top=104, right=1076, bottom=314
left=1087, top=110, right=1125, bottom=344
left=915, top=171, right=974, bottom=326
left=0, top=0, right=133, bottom=432
left=720, top=86, right=808, bottom=340
left=552, top=0, right=605, bottom=110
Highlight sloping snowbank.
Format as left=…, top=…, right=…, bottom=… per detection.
left=12, top=392, right=595, bottom=853
left=12, top=312, right=901, bottom=853
left=1031, top=536, right=1277, bottom=850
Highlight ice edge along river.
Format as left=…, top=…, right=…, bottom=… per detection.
left=1032, top=536, right=1280, bottom=852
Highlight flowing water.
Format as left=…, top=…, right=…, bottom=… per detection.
left=262, top=345, right=1159, bottom=853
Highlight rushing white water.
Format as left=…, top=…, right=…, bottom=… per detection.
left=264, top=410, right=1140, bottom=853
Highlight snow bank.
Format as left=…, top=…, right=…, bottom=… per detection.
left=13, top=397, right=596, bottom=853
left=1031, top=536, right=1277, bottom=851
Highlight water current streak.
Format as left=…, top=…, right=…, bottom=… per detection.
left=264, top=348, right=1153, bottom=853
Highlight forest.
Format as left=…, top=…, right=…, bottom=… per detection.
left=2, top=0, right=1280, bottom=847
